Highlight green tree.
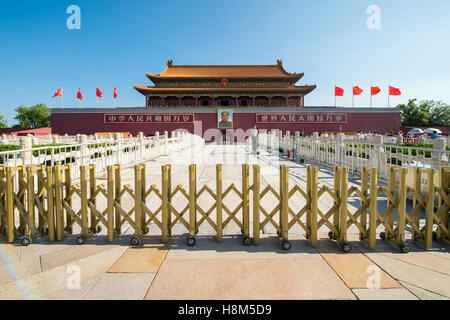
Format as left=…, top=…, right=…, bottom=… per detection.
left=398, top=99, right=430, bottom=127
left=14, top=104, right=51, bottom=128
left=428, top=101, right=450, bottom=127
left=397, top=99, right=449, bottom=127
left=0, top=114, right=7, bottom=128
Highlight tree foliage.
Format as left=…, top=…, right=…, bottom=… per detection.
left=0, top=115, right=7, bottom=128
left=14, top=104, right=51, bottom=128
left=397, top=99, right=450, bottom=127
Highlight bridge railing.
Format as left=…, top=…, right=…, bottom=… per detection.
left=0, top=132, right=204, bottom=181
left=257, top=131, right=449, bottom=180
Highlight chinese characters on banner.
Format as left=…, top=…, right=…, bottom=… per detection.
left=104, top=114, right=195, bottom=124
left=256, top=113, right=347, bottom=124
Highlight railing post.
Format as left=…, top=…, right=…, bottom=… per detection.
left=308, top=166, right=318, bottom=247
left=26, top=167, right=36, bottom=240
left=338, top=167, right=349, bottom=244
left=436, top=167, right=449, bottom=241
left=115, top=164, right=122, bottom=235
left=189, top=164, right=197, bottom=239
left=161, top=165, right=169, bottom=242
left=65, top=164, right=73, bottom=234
left=53, top=166, right=64, bottom=241
left=368, top=168, right=378, bottom=248
left=135, top=165, right=143, bottom=238
left=280, top=165, right=289, bottom=243
left=253, top=165, right=261, bottom=245
left=216, top=164, right=223, bottom=242
left=333, top=166, right=341, bottom=238
left=20, top=136, right=33, bottom=166
left=18, top=166, right=26, bottom=234
left=5, top=167, right=15, bottom=243
left=89, top=164, right=97, bottom=233
left=46, top=166, right=56, bottom=242
left=242, top=164, right=250, bottom=240
left=107, top=166, right=114, bottom=242
left=167, top=164, right=172, bottom=236
left=424, top=169, right=436, bottom=249
left=80, top=166, right=89, bottom=240
left=360, top=167, right=369, bottom=241
left=396, top=168, right=407, bottom=247
left=386, top=167, right=395, bottom=240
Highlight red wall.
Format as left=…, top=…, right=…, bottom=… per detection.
left=0, top=127, right=52, bottom=136
left=51, top=108, right=401, bottom=141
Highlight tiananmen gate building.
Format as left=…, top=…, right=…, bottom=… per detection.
left=51, top=60, right=401, bottom=140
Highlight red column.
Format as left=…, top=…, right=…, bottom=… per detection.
left=235, top=97, right=238, bottom=107
left=268, top=96, right=272, bottom=106
left=162, top=96, right=165, bottom=106
left=212, top=97, right=215, bottom=106
left=252, top=96, right=255, bottom=106
left=285, top=96, right=289, bottom=106
left=178, top=97, right=182, bottom=106
left=195, top=97, right=199, bottom=106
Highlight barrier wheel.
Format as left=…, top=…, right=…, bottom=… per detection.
left=432, top=231, right=437, bottom=241
left=93, top=225, right=102, bottom=234
left=76, top=236, right=85, bottom=245
left=243, top=237, right=252, bottom=246
left=282, top=240, right=291, bottom=251
left=342, top=242, right=352, bottom=253
left=380, top=232, right=386, bottom=240
left=21, top=236, right=31, bottom=247
left=187, top=237, right=196, bottom=246
left=328, top=231, right=334, bottom=240
left=400, top=244, right=411, bottom=254
left=130, top=236, right=141, bottom=246
left=144, top=227, right=150, bottom=235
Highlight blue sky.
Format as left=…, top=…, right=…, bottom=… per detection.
left=1, top=0, right=449, bottom=125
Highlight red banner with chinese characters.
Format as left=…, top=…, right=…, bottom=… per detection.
left=256, top=113, right=347, bottom=124
left=104, top=114, right=195, bottom=124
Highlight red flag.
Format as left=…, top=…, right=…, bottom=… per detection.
left=77, top=88, right=83, bottom=100
left=335, top=86, right=344, bottom=96
left=96, top=88, right=103, bottom=98
left=389, top=86, right=401, bottom=96
left=371, top=86, right=381, bottom=96
left=353, top=86, right=363, bottom=96
left=114, top=87, right=117, bottom=99
left=52, top=87, right=62, bottom=98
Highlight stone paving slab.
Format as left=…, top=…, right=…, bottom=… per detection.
left=355, top=243, right=450, bottom=298
left=41, top=243, right=120, bottom=272
left=315, top=238, right=402, bottom=289
left=145, top=257, right=356, bottom=300
left=0, top=245, right=127, bottom=300
left=166, top=234, right=318, bottom=260
left=0, top=255, right=41, bottom=286
left=108, top=237, right=171, bottom=273
left=399, top=281, right=450, bottom=300
left=368, top=240, right=450, bottom=276
left=42, top=274, right=103, bottom=300
left=83, top=273, right=155, bottom=300
left=352, top=288, right=418, bottom=300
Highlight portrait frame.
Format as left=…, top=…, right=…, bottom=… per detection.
left=217, top=109, right=234, bottom=129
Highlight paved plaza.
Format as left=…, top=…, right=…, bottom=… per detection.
left=0, top=144, right=449, bottom=300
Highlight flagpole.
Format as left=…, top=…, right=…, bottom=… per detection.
left=334, top=85, right=336, bottom=107
left=370, top=85, right=372, bottom=108
left=61, top=87, right=64, bottom=109
left=387, top=86, right=390, bottom=108
left=352, top=85, right=354, bottom=108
